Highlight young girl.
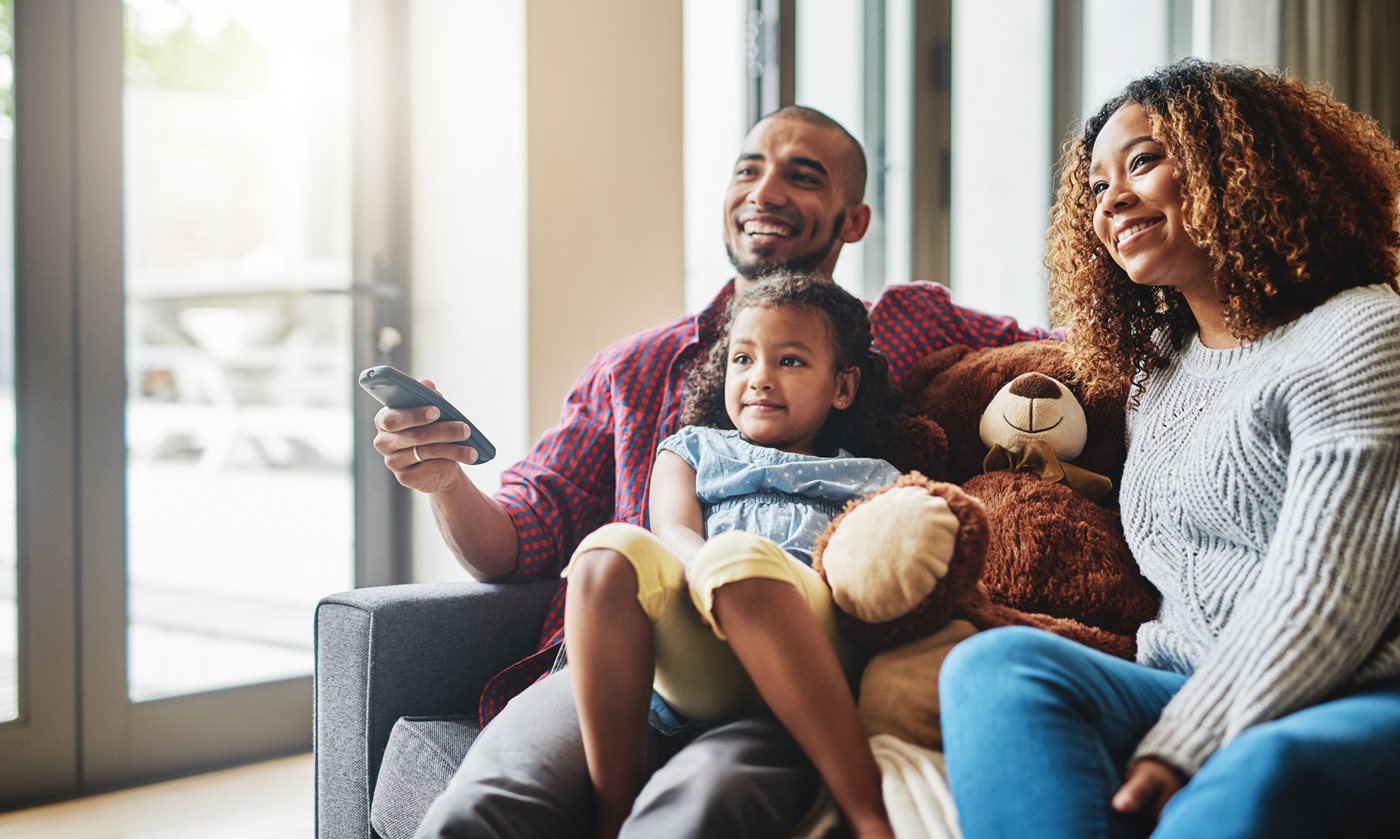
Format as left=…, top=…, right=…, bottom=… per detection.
left=563, top=273, right=900, bottom=839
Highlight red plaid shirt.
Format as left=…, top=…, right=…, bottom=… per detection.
left=479, top=279, right=1051, bottom=723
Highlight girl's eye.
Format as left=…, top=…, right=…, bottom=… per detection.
left=731, top=353, right=751, bottom=365
left=781, top=356, right=805, bottom=367
left=1090, top=181, right=1108, bottom=197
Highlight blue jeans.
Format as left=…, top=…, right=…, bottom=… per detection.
left=940, top=627, right=1400, bottom=839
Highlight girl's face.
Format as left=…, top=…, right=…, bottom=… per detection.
left=723, top=304, right=858, bottom=456
left=1089, top=104, right=1215, bottom=301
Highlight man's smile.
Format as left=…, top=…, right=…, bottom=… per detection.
left=742, top=220, right=794, bottom=238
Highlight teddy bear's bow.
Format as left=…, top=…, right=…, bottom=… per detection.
left=982, top=439, right=1112, bottom=503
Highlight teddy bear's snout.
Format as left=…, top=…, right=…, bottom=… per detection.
left=1008, top=372, right=1062, bottom=400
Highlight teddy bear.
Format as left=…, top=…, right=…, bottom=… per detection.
left=812, top=339, right=1159, bottom=750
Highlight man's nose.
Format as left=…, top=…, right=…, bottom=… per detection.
left=747, top=171, right=787, bottom=208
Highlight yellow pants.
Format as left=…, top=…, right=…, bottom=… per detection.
left=564, top=523, right=854, bottom=724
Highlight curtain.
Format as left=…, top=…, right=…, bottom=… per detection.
left=1211, top=0, right=1398, bottom=136
left=1279, top=0, right=1400, bottom=135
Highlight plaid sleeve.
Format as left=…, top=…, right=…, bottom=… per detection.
left=871, top=282, right=1058, bottom=380
left=494, top=351, right=618, bottom=580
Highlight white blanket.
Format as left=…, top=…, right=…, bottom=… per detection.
left=791, top=735, right=963, bottom=839
left=871, top=734, right=963, bottom=839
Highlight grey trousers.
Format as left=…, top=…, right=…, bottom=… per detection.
left=413, top=668, right=821, bottom=839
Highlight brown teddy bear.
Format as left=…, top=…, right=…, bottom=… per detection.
left=814, top=340, right=1159, bottom=749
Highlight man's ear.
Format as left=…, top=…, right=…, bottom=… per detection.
left=833, top=366, right=862, bottom=409
left=841, top=203, right=873, bottom=244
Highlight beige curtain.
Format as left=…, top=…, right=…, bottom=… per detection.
left=1211, top=0, right=1399, bottom=136
left=1279, top=0, right=1400, bottom=135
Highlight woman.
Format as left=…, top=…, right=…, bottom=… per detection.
left=939, top=60, right=1400, bottom=838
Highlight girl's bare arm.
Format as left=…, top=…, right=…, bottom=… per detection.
left=648, top=449, right=706, bottom=563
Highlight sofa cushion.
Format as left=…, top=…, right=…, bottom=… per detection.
left=370, top=716, right=479, bottom=839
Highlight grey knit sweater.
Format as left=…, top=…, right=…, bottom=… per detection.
left=1121, top=283, right=1400, bottom=775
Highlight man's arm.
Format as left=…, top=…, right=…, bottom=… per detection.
left=493, top=360, right=620, bottom=580
left=372, top=391, right=519, bottom=580
left=427, top=471, right=520, bottom=581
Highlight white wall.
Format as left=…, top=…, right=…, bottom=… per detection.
left=524, top=1, right=685, bottom=440
left=408, top=0, right=684, bottom=582
left=408, top=0, right=527, bottom=582
left=1081, top=0, right=1171, bottom=119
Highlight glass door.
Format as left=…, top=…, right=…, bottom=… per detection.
left=121, top=0, right=355, bottom=704
left=0, top=0, right=405, bottom=801
left=0, top=0, right=83, bottom=806
left=80, top=0, right=401, bottom=787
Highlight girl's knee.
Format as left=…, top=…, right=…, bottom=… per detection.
left=943, top=626, right=1066, bottom=675
left=565, top=548, right=638, bottom=601
left=689, top=533, right=804, bottom=619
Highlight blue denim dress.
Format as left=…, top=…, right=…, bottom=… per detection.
left=658, top=426, right=901, bottom=565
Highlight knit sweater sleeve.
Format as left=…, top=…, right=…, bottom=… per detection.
left=1133, top=300, right=1400, bottom=774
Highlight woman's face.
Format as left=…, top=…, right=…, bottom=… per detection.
left=1089, top=104, right=1214, bottom=298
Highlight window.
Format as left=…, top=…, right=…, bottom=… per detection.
left=951, top=0, right=1182, bottom=328
left=683, top=0, right=926, bottom=306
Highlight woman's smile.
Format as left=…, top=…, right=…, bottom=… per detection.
left=1113, top=216, right=1165, bottom=252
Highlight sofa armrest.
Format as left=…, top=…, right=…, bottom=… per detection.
left=314, top=578, right=560, bottom=839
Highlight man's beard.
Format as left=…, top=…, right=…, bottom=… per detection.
left=726, top=210, right=846, bottom=281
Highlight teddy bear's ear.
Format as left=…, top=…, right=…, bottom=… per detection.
left=902, top=345, right=973, bottom=405
left=1068, top=379, right=1128, bottom=483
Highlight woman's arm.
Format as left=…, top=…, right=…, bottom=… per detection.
left=648, top=449, right=706, bottom=565
left=1134, top=390, right=1400, bottom=777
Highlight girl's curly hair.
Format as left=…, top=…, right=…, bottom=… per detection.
left=682, top=272, right=896, bottom=457
left=1048, top=59, right=1400, bottom=403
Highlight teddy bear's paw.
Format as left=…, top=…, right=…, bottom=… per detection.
left=815, top=474, right=991, bottom=639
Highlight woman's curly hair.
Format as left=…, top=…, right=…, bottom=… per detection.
left=682, top=272, right=896, bottom=457
left=1048, top=59, right=1400, bottom=403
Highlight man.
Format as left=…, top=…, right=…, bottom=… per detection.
left=376, top=106, right=1048, bottom=838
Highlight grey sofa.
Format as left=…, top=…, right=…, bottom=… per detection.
left=315, top=578, right=842, bottom=839
left=314, top=578, right=561, bottom=839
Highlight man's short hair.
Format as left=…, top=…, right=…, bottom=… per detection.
left=762, top=105, right=868, bottom=204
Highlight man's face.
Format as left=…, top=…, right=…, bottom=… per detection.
left=723, top=117, right=871, bottom=283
